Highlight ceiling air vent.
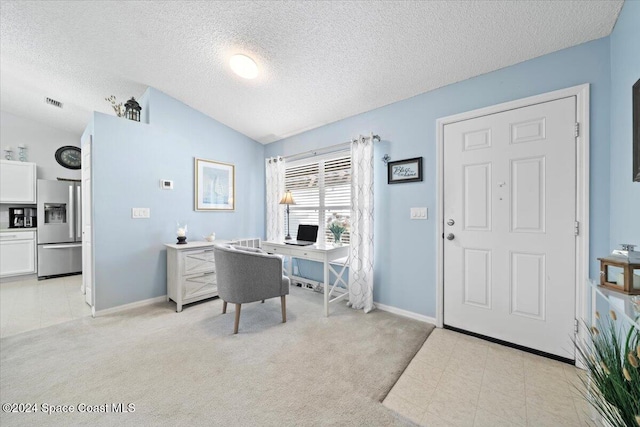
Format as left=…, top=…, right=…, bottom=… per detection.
left=45, top=97, right=63, bottom=108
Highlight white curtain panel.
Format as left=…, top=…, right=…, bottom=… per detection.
left=348, top=134, right=374, bottom=313
left=265, top=157, right=286, bottom=241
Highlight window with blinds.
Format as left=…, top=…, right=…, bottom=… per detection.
left=285, top=152, right=351, bottom=244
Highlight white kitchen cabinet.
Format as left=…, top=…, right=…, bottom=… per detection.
left=0, top=160, right=37, bottom=203
left=0, top=230, right=37, bottom=277
left=165, top=240, right=232, bottom=312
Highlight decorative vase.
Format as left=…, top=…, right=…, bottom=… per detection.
left=332, top=232, right=343, bottom=246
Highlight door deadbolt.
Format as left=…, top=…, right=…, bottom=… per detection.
left=446, top=233, right=455, bottom=241
left=447, top=219, right=455, bottom=226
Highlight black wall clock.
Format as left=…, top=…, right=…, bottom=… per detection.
left=54, top=146, right=81, bottom=170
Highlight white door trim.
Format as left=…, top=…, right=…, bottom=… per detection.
left=81, top=133, right=95, bottom=316
left=435, top=84, right=590, bottom=356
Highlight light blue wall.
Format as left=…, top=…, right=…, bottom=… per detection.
left=266, top=38, right=612, bottom=318
left=609, top=0, right=640, bottom=251
left=89, top=88, right=264, bottom=311
left=145, top=88, right=266, bottom=236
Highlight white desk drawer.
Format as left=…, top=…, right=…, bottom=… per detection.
left=182, top=248, right=216, bottom=275
left=293, top=250, right=324, bottom=262
left=263, top=244, right=294, bottom=257
left=262, top=243, right=326, bottom=262
left=183, top=272, right=217, bottom=299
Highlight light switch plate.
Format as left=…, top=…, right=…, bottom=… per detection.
left=132, top=208, right=151, bottom=219
left=410, top=207, right=428, bottom=220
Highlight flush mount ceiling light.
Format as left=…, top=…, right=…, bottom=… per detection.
left=229, top=54, right=258, bottom=79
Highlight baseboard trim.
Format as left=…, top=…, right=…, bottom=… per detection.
left=375, top=302, right=436, bottom=325
left=94, top=295, right=167, bottom=317
left=0, top=273, right=37, bottom=283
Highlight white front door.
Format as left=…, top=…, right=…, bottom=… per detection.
left=443, top=97, right=576, bottom=360
left=81, top=136, right=93, bottom=310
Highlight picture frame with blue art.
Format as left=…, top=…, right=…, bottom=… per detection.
left=633, top=78, right=639, bottom=182
left=194, top=158, right=235, bottom=211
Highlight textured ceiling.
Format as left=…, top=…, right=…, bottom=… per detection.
left=0, top=1, right=623, bottom=143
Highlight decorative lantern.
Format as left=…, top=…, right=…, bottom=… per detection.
left=124, top=97, right=141, bottom=122
left=176, top=222, right=188, bottom=245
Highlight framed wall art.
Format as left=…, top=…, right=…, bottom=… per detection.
left=195, top=158, right=235, bottom=211
left=633, top=78, right=639, bottom=182
left=387, top=157, right=423, bottom=184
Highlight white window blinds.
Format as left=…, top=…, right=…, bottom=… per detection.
left=285, top=152, right=351, bottom=244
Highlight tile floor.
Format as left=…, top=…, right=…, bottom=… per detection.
left=0, top=274, right=91, bottom=338
left=383, top=328, right=594, bottom=426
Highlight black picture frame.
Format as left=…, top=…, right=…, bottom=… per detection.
left=633, top=79, right=640, bottom=182
left=387, top=157, right=423, bottom=184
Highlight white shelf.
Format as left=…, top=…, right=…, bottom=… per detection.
left=589, top=279, right=640, bottom=329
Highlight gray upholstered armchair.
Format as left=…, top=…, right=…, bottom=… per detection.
left=213, top=244, right=290, bottom=334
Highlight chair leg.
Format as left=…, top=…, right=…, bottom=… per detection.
left=261, top=300, right=265, bottom=303
left=281, top=295, right=286, bottom=323
left=233, top=303, right=241, bottom=334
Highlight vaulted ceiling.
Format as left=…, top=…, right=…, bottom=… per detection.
left=0, top=1, right=623, bottom=143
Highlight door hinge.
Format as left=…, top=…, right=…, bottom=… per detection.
left=574, top=221, right=580, bottom=236
left=574, top=319, right=579, bottom=334
left=574, top=122, right=579, bottom=138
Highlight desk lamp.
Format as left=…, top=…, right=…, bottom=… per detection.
left=279, top=190, right=296, bottom=240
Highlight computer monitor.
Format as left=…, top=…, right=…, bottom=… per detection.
left=296, top=224, right=318, bottom=242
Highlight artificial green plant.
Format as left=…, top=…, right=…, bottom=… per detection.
left=576, top=310, right=640, bottom=427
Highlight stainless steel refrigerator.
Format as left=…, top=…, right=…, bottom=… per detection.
left=37, top=180, right=82, bottom=278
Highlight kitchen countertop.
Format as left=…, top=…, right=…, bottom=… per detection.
left=0, top=228, right=37, bottom=232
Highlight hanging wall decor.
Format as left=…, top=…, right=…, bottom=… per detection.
left=387, top=157, right=423, bottom=184
left=633, top=78, right=639, bottom=182
left=194, top=158, right=235, bottom=211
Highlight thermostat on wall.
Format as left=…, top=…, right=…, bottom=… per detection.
left=160, top=179, right=174, bottom=189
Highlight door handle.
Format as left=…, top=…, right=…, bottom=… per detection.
left=446, top=233, right=455, bottom=241
left=43, top=244, right=82, bottom=249
left=76, top=185, right=82, bottom=239
left=68, top=185, right=74, bottom=239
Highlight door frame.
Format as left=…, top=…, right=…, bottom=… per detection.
left=80, top=133, right=95, bottom=317
left=435, top=84, right=590, bottom=357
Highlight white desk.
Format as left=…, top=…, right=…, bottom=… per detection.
left=262, top=241, right=350, bottom=316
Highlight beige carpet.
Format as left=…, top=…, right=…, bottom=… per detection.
left=1, top=287, right=433, bottom=426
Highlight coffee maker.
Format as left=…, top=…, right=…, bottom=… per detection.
left=9, top=207, right=37, bottom=228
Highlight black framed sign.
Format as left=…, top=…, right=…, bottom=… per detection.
left=633, top=78, right=639, bottom=182
left=388, top=157, right=423, bottom=184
